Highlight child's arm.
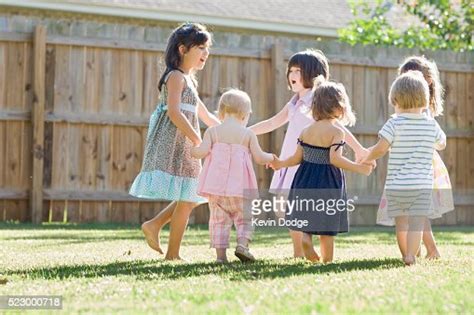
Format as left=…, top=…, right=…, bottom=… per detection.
left=270, top=129, right=306, bottom=170
left=248, top=104, right=290, bottom=135
left=434, top=121, right=447, bottom=151
left=166, top=72, right=202, bottom=145
left=364, top=138, right=391, bottom=162
left=271, top=146, right=303, bottom=170
left=197, top=99, right=221, bottom=127
left=249, top=131, right=274, bottom=165
left=330, top=127, right=373, bottom=176
left=363, top=119, right=394, bottom=162
left=191, top=128, right=212, bottom=159
left=335, top=120, right=369, bottom=162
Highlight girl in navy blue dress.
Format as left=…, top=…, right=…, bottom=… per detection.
left=270, top=77, right=374, bottom=263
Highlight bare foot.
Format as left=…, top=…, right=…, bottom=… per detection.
left=404, top=255, right=416, bottom=266
left=141, top=221, right=163, bottom=254
left=165, top=255, right=187, bottom=262
left=426, top=250, right=441, bottom=260
left=302, top=239, right=320, bottom=263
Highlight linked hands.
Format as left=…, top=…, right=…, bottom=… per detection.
left=266, top=154, right=283, bottom=170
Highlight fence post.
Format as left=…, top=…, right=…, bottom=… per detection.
left=270, top=42, right=286, bottom=157
left=31, top=25, right=46, bottom=224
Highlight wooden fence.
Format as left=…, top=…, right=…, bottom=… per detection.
left=0, top=24, right=473, bottom=225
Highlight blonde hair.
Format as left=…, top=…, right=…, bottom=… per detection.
left=312, top=76, right=356, bottom=126
left=399, top=56, right=444, bottom=116
left=217, top=89, right=252, bottom=120
left=389, top=71, right=429, bottom=110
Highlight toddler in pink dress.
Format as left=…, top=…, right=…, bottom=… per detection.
left=192, top=89, right=274, bottom=263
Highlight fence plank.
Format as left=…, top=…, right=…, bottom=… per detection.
left=0, top=122, right=4, bottom=189
left=456, top=73, right=468, bottom=193
left=31, top=25, right=46, bottom=223
left=270, top=42, right=287, bottom=159
left=1, top=29, right=473, bottom=225
left=0, top=43, right=5, bottom=108
left=53, top=45, right=71, bottom=113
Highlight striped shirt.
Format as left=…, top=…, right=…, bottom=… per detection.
left=379, top=113, right=446, bottom=189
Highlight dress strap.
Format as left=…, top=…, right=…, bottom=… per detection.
left=163, top=68, right=184, bottom=83
left=182, top=74, right=197, bottom=90
left=329, top=141, right=346, bottom=151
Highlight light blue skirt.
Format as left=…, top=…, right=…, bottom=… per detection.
left=129, top=169, right=207, bottom=203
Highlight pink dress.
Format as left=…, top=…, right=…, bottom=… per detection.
left=197, top=129, right=258, bottom=199
left=270, top=91, right=314, bottom=193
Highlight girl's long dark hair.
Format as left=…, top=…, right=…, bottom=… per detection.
left=158, top=23, right=211, bottom=91
left=398, top=56, right=444, bottom=117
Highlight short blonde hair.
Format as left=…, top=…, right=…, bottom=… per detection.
left=217, top=89, right=252, bottom=120
left=389, top=71, right=429, bottom=110
left=312, top=76, right=356, bottom=126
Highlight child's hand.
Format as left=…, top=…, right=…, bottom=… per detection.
left=269, top=155, right=284, bottom=170
left=265, top=154, right=278, bottom=169
left=360, top=163, right=373, bottom=176
left=364, top=159, right=377, bottom=170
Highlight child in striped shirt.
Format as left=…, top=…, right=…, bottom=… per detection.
left=362, top=71, right=446, bottom=265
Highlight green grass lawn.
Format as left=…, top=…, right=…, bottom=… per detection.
left=0, top=223, right=473, bottom=314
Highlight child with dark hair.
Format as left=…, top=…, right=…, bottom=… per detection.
left=130, top=23, right=220, bottom=260
left=270, top=77, right=373, bottom=263
left=249, top=49, right=370, bottom=258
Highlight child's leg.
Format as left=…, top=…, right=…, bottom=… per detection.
left=302, top=233, right=319, bottom=262
left=405, top=216, right=426, bottom=265
left=215, top=249, right=227, bottom=262
left=229, top=197, right=255, bottom=262
left=422, top=218, right=441, bottom=259
left=276, top=194, right=304, bottom=258
left=230, top=198, right=252, bottom=248
left=141, top=201, right=176, bottom=254
left=209, top=197, right=233, bottom=262
left=290, top=230, right=305, bottom=258
left=234, top=217, right=251, bottom=248
left=165, top=201, right=197, bottom=260
left=319, top=235, right=335, bottom=263
left=395, top=216, right=409, bottom=258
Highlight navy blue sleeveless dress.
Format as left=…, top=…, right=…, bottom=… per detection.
left=286, top=139, right=348, bottom=236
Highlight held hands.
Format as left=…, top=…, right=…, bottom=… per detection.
left=359, top=162, right=374, bottom=176
left=265, top=154, right=277, bottom=169
left=358, top=146, right=377, bottom=176
left=267, top=154, right=284, bottom=170
left=359, top=158, right=376, bottom=176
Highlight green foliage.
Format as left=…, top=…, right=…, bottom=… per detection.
left=339, top=0, right=473, bottom=52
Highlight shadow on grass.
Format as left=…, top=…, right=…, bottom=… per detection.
left=0, top=222, right=142, bottom=230
left=7, top=257, right=404, bottom=281
left=1, top=230, right=396, bottom=246
left=3, top=226, right=473, bottom=246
